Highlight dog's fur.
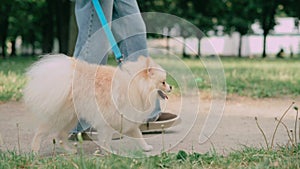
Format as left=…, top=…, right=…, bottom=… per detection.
left=24, top=54, right=171, bottom=153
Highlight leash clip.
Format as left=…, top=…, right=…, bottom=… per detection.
left=116, top=54, right=124, bottom=64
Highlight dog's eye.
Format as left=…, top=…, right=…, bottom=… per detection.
left=162, top=81, right=165, bottom=85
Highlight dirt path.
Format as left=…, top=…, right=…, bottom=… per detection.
left=0, top=96, right=299, bottom=156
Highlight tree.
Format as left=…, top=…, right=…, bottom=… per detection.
left=19, top=0, right=45, bottom=56
left=6, top=0, right=47, bottom=56
left=138, top=0, right=178, bottom=55
left=54, top=0, right=72, bottom=55
left=178, top=22, right=194, bottom=58
left=192, top=15, right=213, bottom=57
left=41, top=0, right=55, bottom=53
left=281, top=0, right=300, bottom=34
left=253, top=0, right=280, bottom=58
left=190, top=0, right=220, bottom=57
left=0, top=0, right=12, bottom=58
left=222, top=0, right=257, bottom=57
left=280, top=0, right=300, bottom=19
left=2, top=0, right=74, bottom=57
left=138, top=0, right=219, bottom=58
left=68, top=1, right=78, bottom=56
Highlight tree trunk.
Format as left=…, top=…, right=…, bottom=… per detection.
left=68, top=1, right=78, bottom=56
left=238, top=34, right=242, bottom=58
left=166, top=34, right=170, bottom=55
left=262, top=32, right=267, bottom=58
left=165, top=27, right=171, bottom=55
left=29, top=29, right=35, bottom=56
left=42, top=0, right=55, bottom=53
left=55, top=0, right=71, bottom=54
left=31, top=39, right=35, bottom=56
left=182, top=37, right=190, bottom=58
left=196, top=37, right=202, bottom=58
left=1, top=15, right=9, bottom=58
left=261, top=1, right=276, bottom=58
left=1, top=38, right=6, bottom=59
left=10, top=39, right=16, bottom=57
left=182, top=38, right=186, bottom=58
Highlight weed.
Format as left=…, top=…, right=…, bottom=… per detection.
left=271, top=102, right=295, bottom=148
left=255, top=116, right=269, bottom=149
left=16, top=123, right=21, bottom=155
left=255, top=101, right=300, bottom=150
left=294, top=106, right=298, bottom=144
left=274, top=117, right=293, bottom=145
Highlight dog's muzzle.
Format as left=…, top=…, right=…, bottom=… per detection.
left=158, top=90, right=168, bottom=100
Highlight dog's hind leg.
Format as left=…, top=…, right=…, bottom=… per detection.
left=56, top=117, right=77, bottom=154
left=126, top=128, right=153, bottom=152
left=95, top=126, right=114, bottom=152
left=31, top=125, right=48, bottom=153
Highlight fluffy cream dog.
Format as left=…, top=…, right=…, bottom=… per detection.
left=24, top=54, right=171, bottom=153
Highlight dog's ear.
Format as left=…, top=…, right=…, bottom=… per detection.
left=145, top=57, right=155, bottom=78
left=138, top=56, right=154, bottom=78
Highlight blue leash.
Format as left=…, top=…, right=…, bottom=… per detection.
left=91, top=0, right=123, bottom=63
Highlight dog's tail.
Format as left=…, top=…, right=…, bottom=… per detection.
left=23, top=54, right=73, bottom=119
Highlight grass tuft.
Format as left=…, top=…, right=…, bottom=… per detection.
left=1, top=146, right=300, bottom=168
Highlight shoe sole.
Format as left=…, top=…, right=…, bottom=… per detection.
left=140, top=116, right=182, bottom=133
left=71, top=117, right=182, bottom=141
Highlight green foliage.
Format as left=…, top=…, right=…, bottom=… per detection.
left=282, top=0, right=300, bottom=17
left=7, top=0, right=46, bottom=51
left=222, top=0, right=257, bottom=35
left=0, top=56, right=37, bottom=102
left=1, top=0, right=72, bottom=56
left=1, top=0, right=299, bottom=58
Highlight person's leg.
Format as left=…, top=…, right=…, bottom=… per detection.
left=112, top=0, right=161, bottom=121
left=74, top=0, right=113, bottom=64
left=112, top=0, right=149, bottom=60
left=71, top=0, right=114, bottom=134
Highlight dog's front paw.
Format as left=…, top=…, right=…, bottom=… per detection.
left=143, top=144, right=153, bottom=152
left=62, top=145, right=78, bottom=154
left=67, top=148, right=78, bottom=154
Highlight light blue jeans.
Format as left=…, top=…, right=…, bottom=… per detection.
left=72, top=0, right=161, bottom=133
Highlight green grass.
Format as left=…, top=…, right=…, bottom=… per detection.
left=223, top=58, right=300, bottom=98
left=0, top=56, right=300, bottom=102
left=180, top=57, right=300, bottom=98
left=1, top=145, right=300, bottom=168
